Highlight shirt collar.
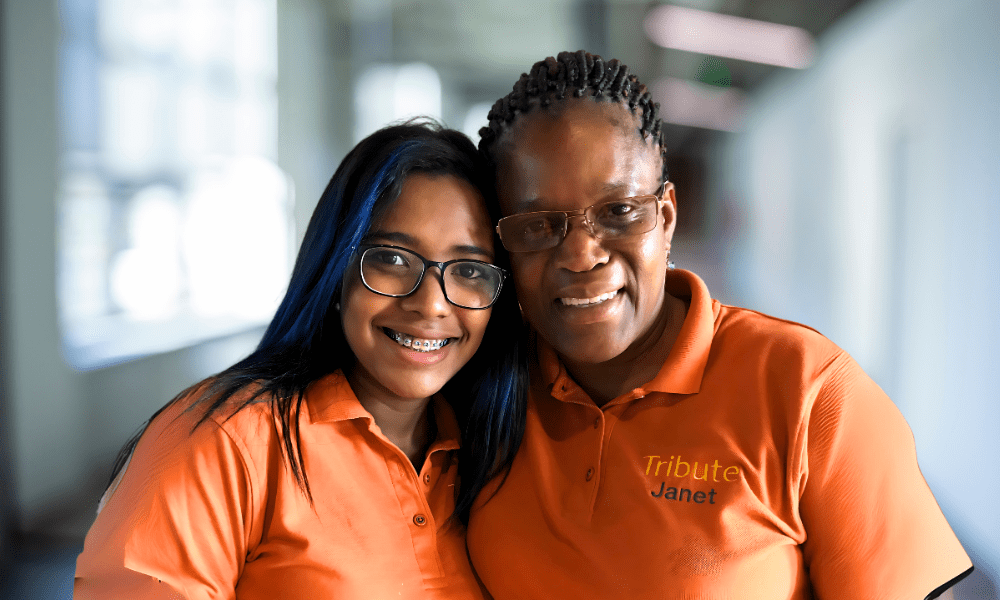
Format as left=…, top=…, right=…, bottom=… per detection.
left=306, top=370, right=461, bottom=450
left=306, top=371, right=371, bottom=423
left=538, top=268, right=719, bottom=403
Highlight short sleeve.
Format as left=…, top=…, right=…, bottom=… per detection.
left=798, top=353, right=972, bottom=600
left=75, top=404, right=259, bottom=600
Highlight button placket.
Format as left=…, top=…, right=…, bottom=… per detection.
left=588, top=410, right=602, bottom=485
left=385, top=448, right=445, bottom=578
left=585, top=406, right=623, bottom=515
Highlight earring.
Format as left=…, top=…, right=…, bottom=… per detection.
left=666, top=251, right=675, bottom=270
left=334, top=302, right=341, bottom=311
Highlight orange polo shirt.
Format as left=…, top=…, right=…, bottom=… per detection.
left=75, top=371, right=484, bottom=600
left=467, top=269, right=971, bottom=600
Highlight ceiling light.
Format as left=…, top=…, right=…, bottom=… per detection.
left=644, top=5, right=815, bottom=69
left=652, top=77, right=745, bottom=132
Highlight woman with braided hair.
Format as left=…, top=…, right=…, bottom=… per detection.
left=466, top=50, right=971, bottom=600
left=74, top=121, right=525, bottom=599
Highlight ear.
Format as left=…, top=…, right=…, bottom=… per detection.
left=659, top=181, right=678, bottom=245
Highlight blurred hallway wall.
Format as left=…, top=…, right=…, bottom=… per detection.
left=718, top=0, right=999, bottom=589
left=3, top=0, right=88, bottom=533
left=1, top=0, right=344, bottom=535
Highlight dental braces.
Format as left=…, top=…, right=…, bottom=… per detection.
left=388, top=330, right=449, bottom=352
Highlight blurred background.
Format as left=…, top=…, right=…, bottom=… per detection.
left=1, top=0, right=997, bottom=597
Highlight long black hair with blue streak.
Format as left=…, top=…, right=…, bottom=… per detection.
left=108, top=120, right=527, bottom=526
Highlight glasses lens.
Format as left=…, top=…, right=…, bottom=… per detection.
left=498, top=213, right=566, bottom=252
left=444, top=261, right=503, bottom=309
left=360, top=247, right=422, bottom=296
left=590, top=195, right=659, bottom=238
left=498, top=195, right=660, bottom=252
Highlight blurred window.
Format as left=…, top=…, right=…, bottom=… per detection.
left=58, top=0, right=291, bottom=369
left=353, top=63, right=442, bottom=143
left=462, top=101, right=493, bottom=144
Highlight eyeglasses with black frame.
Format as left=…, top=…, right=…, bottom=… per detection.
left=357, top=244, right=507, bottom=310
left=496, top=182, right=668, bottom=253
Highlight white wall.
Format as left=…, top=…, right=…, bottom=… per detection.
left=719, top=0, right=1000, bottom=592
left=0, top=0, right=341, bottom=533
left=2, top=0, right=89, bottom=529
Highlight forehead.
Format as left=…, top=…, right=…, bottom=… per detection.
left=496, top=100, right=661, bottom=212
left=373, top=173, right=494, bottom=256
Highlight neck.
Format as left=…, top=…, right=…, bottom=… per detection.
left=562, top=292, right=687, bottom=406
left=346, top=374, right=435, bottom=468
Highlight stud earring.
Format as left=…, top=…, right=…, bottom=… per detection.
left=666, top=252, right=675, bottom=270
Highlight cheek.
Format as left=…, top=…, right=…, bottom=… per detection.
left=631, top=238, right=668, bottom=305
left=637, top=237, right=667, bottom=267
left=510, top=254, right=547, bottom=307
left=340, top=264, right=362, bottom=305
left=465, top=309, right=493, bottom=345
left=339, top=273, right=378, bottom=342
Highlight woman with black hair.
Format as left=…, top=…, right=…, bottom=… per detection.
left=74, top=121, right=525, bottom=599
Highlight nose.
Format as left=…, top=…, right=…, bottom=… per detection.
left=566, top=212, right=596, bottom=236
left=553, top=214, right=609, bottom=272
left=398, top=267, right=452, bottom=318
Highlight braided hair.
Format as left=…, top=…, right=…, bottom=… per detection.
left=479, top=50, right=669, bottom=183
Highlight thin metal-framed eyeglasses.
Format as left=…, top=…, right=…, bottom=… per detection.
left=357, top=244, right=507, bottom=310
left=496, top=182, right=668, bottom=253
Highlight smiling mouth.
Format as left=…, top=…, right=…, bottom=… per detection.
left=558, top=289, right=620, bottom=307
left=383, top=327, right=454, bottom=352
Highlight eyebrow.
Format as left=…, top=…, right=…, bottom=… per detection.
left=516, top=182, right=635, bottom=212
left=365, top=230, right=495, bottom=260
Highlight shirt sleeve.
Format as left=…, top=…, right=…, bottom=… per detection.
left=75, top=405, right=259, bottom=600
left=797, top=352, right=972, bottom=600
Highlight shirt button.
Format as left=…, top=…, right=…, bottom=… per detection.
left=413, top=514, right=427, bottom=526
left=593, top=417, right=600, bottom=429
left=585, top=468, right=594, bottom=481
left=423, top=473, right=431, bottom=485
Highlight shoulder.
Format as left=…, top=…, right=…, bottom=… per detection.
left=81, top=383, right=278, bottom=573
left=703, top=303, right=876, bottom=445
left=711, top=305, right=904, bottom=453
left=79, top=383, right=285, bottom=597
left=712, top=303, right=848, bottom=381
left=714, top=302, right=833, bottom=350
left=108, top=381, right=281, bottom=505
left=166, top=381, right=279, bottom=447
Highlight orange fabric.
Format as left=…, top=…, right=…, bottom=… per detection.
left=75, top=371, right=484, bottom=600
left=467, top=269, right=971, bottom=600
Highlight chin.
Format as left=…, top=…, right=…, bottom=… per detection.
left=386, top=381, right=444, bottom=402
left=390, top=370, right=456, bottom=401
left=549, top=337, right=628, bottom=366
